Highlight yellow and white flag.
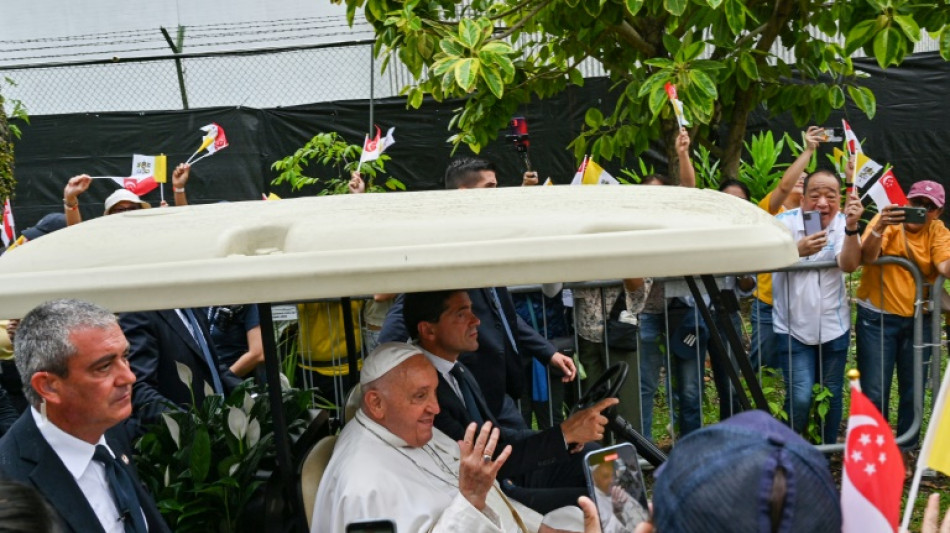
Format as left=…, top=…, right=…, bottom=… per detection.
left=902, top=356, right=950, bottom=529
left=571, top=156, right=618, bottom=185
left=853, top=152, right=883, bottom=189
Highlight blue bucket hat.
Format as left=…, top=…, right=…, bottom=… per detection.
left=652, top=410, right=841, bottom=533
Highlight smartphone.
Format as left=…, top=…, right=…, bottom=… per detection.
left=895, top=206, right=927, bottom=223
left=802, top=210, right=822, bottom=236
left=345, top=520, right=397, bottom=533
left=584, top=443, right=650, bottom=532
left=819, top=127, right=844, bottom=142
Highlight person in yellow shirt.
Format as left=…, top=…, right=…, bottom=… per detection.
left=856, top=180, right=950, bottom=450
left=296, top=300, right=363, bottom=409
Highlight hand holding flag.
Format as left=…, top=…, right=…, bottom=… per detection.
left=841, top=369, right=904, bottom=533
left=185, top=123, right=229, bottom=165
left=359, top=126, right=396, bottom=166
left=665, top=83, right=689, bottom=128
left=570, top=156, right=618, bottom=185
left=1, top=198, right=15, bottom=249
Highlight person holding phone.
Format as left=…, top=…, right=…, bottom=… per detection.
left=772, top=169, right=863, bottom=443
left=856, top=180, right=950, bottom=458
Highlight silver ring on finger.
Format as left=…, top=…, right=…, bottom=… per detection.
left=482, top=454, right=492, bottom=463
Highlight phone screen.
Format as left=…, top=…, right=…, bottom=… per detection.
left=802, top=210, right=822, bottom=236
left=584, top=443, right=650, bottom=532
left=345, top=520, right=397, bottom=533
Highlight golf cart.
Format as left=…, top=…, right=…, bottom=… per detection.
left=0, top=185, right=797, bottom=530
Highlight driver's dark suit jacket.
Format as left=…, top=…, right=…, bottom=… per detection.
left=433, top=361, right=570, bottom=480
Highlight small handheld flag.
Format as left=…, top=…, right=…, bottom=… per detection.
left=902, top=337, right=950, bottom=529
left=862, top=169, right=907, bottom=211
left=665, top=82, right=689, bottom=128
left=842, top=119, right=863, bottom=156
left=570, top=156, right=618, bottom=185
left=359, top=126, right=396, bottom=166
left=1, top=198, right=15, bottom=249
left=186, top=123, right=229, bottom=165
left=841, top=370, right=904, bottom=533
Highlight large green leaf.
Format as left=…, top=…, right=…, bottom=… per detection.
left=844, top=19, right=879, bottom=56
left=724, top=0, right=745, bottom=35
left=648, top=85, right=668, bottom=117
left=739, top=51, right=759, bottom=80
left=625, top=0, right=644, bottom=16
left=190, top=427, right=211, bottom=483
left=872, top=26, right=902, bottom=68
left=458, top=19, right=480, bottom=49
left=454, top=58, right=479, bottom=91
left=941, top=26, right=950, bottom=61
left=480, top=66, right=505, bottom=98
left=440, top=38, right=465, bottom=57
left=893, top=15, right=921, bottom=42
left=829, top=85, right=845, bottom=109
left=585, top=108, right=604, bottom=128
left=664, top=0, right=687, bottom=17
left=688, top=69, right=717, bottom=98
left=847, top=85, right=877, bottom=119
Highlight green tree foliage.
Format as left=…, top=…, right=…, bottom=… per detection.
left=0, top=78, right=29, bottom=200
left=271, top=132, right=405, bottom=194
left=339, top=0, right=950, bottom=178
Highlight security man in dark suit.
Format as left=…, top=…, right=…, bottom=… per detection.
left=0, top=299, right=170, bottom=533
left=403, top=289, right=616, bottom=514
left=120, top=308, right=243, bottom=427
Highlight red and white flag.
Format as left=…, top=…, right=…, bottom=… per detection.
left=841, top=379, right=905, bottom=533
left=359, top=126, right=396, bottom=166
left=842, top=119, right=863, bottom=157
left=186, top=123, right=229, bottom=165
left=665, top=82, right=689, bottom=128
left=1, top=198, right=15, bottom=248
left=864, top=169, right=907, bottom=211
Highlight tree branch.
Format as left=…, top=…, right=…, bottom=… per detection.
left=609, top=21, right=656, bottom=57
left=488, top=0, right=539, bottom=21
left=492, top=0, right=554, bottom=41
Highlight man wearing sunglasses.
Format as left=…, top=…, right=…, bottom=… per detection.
left=856, top=180, right=950, bottom=460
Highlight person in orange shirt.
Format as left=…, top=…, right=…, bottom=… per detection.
left=856, top=180, right=950, bottom=451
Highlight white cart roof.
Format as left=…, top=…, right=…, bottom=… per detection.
left=0, top=185, right=796, bottom=316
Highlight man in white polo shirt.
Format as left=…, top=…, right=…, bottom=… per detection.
left=772, top=169, right=863, bottom=444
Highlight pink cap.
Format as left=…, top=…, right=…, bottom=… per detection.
left=907, top=180, right=945, bottom=208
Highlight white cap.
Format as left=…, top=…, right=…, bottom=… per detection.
left=104, top=189, right=147, bottom=215
left=360, top=342, right=423, bottom=386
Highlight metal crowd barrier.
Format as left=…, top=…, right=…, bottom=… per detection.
left=273, top=257, right=943, bottom=455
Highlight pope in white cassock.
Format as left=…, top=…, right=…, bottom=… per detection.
left=312, top=342, right=586, bottom=533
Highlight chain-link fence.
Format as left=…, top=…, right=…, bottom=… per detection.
left=0, top=41, right=414, bottom=115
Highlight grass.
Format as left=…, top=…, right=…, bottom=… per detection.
left=640, top=305, right=948, bottom=530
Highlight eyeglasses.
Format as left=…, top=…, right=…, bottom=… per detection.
left=110, top=204, right=143, bottom=214
left=909, top=198, right=940, bottom=212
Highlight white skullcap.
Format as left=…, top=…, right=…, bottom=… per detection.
left=360, top=342, right=424, bottom=386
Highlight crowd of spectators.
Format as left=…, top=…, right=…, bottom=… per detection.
left=1, top=124, right=949, bottom=531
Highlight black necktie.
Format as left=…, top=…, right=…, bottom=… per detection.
left=93, top=445, right=148, bottom=533
left=450, top=362, right=484, bottom=424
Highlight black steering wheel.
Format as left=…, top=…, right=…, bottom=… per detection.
left=573, top=361, right=628, bottom=414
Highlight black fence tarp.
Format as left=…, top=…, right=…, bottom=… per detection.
left=8, top=52, right=950, bottom=229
